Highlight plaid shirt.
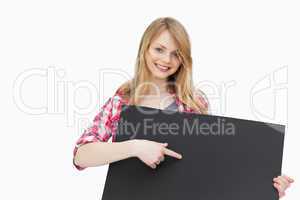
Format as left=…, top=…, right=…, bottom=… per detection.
left=73, top=89, right=209, bottom=170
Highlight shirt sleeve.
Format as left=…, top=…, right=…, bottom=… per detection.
left=73, top=97, right=114, bottom=170
left=195, top=88, right=211, bottom=114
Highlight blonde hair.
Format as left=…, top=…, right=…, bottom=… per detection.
left=118, top=17, right=208, bottom=114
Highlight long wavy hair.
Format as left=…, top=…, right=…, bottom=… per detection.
left=117, top=17, right=208, bottom=114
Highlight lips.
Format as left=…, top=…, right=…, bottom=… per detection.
left=154, top=63, right=170, bottom=72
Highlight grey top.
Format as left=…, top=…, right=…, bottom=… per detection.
left=163, top=97, right=211, bottom=114
left=164, top=100, right=178, bottom=111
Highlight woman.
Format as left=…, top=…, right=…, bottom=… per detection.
left=73, top=17, right=293, bottom=198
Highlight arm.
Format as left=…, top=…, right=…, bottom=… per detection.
left=72, top=96, right=121, bottom=170
left=74, top=140, right=136, bottom=168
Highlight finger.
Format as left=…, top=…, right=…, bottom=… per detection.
left=273, top=178, right=282, bottom=186
left=283, top=175, right=295, bottom=183
left=279, top=176, right=290, bottom=187
left=149, top=163, right=156, bottom=169
left=274, top=177, right=288, bottom=186
left=162, top=143, right=168, bottom=147
left=275, top=176, right=290, bottom=190
left=158, top=155, right=165, bottom=162
left=273, top=179, right=287, bottom=192
left=164, top=148, right=182, bottom=159
left=160, top=142, right=168, bottom=146
left=274, top=182, right=284, bottom=193
left=273, top=183, right=281, bottom=193
left=155, top=160, right=160, bottom=165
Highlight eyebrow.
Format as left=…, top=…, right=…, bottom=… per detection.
left=156, top=43, right=178, bottom=53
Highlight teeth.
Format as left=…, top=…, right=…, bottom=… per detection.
left=155, top=63, right=169, bottom=70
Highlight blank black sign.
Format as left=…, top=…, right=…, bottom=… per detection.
left=101, top=105, right=285, bottom=200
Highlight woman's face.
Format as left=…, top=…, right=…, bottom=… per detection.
left=145, top=30, right=182, bottom=80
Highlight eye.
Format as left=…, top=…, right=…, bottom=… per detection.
left=172, top=51, right=179, bottom=58
left=155, top=47, right=163, bottom=53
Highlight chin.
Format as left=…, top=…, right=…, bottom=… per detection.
left=151, top=69, right=171, bottom=80
left=151, top=74, right=169, bottom=80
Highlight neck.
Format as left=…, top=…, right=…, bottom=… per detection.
left=148, top=76, right=169, bottom=95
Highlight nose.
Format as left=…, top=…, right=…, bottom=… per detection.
left=161, top=53, right=171, bottom=64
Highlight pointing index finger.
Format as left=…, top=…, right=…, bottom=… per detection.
left=164, top=148, right=182, bottom=159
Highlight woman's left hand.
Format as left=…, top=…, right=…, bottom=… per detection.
left=273, top=175, right=294, bottom=198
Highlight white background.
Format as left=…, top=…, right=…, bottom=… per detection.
left=0, top=0, right=299, bottom=199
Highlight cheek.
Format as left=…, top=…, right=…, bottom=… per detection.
left=145, top=52, right=155, bottom=66
left=172, top=60, right=181, bottom=70
left=169, top=64, right=181, bottom=75
left=149, top=51, right=160, bottom=62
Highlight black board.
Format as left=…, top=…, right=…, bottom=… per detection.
left=101, top=105, right=285, bottom=200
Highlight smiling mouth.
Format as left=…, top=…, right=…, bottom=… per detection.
left=154, top=63, right=170, bottom=72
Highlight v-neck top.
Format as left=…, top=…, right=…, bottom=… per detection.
left=164, top=100, right=178, bottom=111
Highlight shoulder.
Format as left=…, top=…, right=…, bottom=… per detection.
left=194, top=88, right=210, bottom=112
left=94, top=90, right=125, bottom=121
left=104, top=90, right=127, bottom=121
left=103, top=89, right=127, bottom=108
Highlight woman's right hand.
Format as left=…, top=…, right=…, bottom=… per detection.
left=131, top=139, right=183, bottom=169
